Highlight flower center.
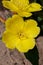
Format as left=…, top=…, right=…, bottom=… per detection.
left=17, top=31, right=28, bottom=39
left=19, top=32, right=24, bottom=39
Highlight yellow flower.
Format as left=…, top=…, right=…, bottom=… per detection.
left=2, top=15, right=40, bottom=52
left=2, top=0, right=42, bottom=17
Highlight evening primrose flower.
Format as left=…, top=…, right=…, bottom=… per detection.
left=2, top=0, right=42, bottom=17
left=2, top=15, right=40, bottom=52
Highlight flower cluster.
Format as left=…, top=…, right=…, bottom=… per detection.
left=2, top=0, right=42, bottom=52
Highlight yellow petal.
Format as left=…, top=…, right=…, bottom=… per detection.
left=11, top=0, right=29, bottom=10
left=16, top=38, right=35, bottom=52
left=25, top=19, right=38, bottom=26
left=2, top=1, right=19, bottom=12
left=24, top=19, right=40, bottom=38
left=28, top=27, right=40, bottom=38
left=5, top=15, right=24, bottom=33
left=18, top=11, right=32, bottom=17
left=2, top=31, right=19, bottom=49
left=27, top=3, right=42, bottom=12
